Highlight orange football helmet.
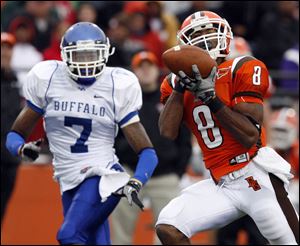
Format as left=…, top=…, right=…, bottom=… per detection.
left=177, top=11, right=233, bottom=60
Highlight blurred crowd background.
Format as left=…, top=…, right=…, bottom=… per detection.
left=1, top=1, right=299, bottom=245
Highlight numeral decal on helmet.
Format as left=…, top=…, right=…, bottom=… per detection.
left=193, top=105, right=223, bottom=149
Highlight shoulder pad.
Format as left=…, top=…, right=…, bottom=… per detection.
left=111, top=67, right=139, bottom=90
left=31, top=60, right=60, bottom=81
left=231, top=56, right=256, bottom=79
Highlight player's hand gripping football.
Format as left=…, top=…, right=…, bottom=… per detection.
left=178, top=65, right=218, bottom=104
left=18, top=138, right=43, bottom=162
left=115, top=178, right=144, bottom=211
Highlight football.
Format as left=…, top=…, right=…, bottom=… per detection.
left=162, top=45, right=217, bottom=78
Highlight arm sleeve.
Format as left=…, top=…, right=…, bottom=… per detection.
left=114, top=70, right=143, bottom=128
left=232, top=59, right=269, bottom=106
left=6, top=131, right=25, bottom=156
left=23, top=63, right=50, bottom=114
left=133, top=148, right=158, bottom=185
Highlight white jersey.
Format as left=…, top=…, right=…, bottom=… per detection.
left=23, top=60, right=142, bottom=192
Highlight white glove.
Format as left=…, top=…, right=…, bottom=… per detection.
left=18, top=139, right=43, bottom=162
left=178, top=65, right=217, bottom=104
left=114, top=178, right=144, bottom=210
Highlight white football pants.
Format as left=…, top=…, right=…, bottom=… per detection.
left=156, top=160, right=299, bottom=245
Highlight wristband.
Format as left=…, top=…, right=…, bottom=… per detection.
left=6, top=131, right=25, bottom=156
left=206, top=96, right=225, bottom=113
left=133, top=148, right=158, bottom=185
left=128, top=178, right=142, bottom=192
left=173, top=81, right=185, bottom=93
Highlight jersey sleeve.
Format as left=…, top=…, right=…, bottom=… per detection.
left=160, top=75, right=173, bottom=104
left=114, top=69, right=143, bottom=128
left=232, top=59, right=269, bottom=105
left=23, top=61, right=57, bottom=114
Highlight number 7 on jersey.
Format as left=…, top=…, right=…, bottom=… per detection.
left=64, top=116, right=92, bottom=153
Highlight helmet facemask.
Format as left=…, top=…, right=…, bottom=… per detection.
left=61, top=38, right=115, bottom=83
left=177, top=17, right=233, bottom=60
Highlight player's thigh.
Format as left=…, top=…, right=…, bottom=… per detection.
left=70, top=176, right=121, bottom=225
left=57, top=176, right=121, bottom=244
left=156, top=178, right=244, bottom=238
left=61, top=187, right=78, bottom=217
left=240, top=164, right=299, bottom=244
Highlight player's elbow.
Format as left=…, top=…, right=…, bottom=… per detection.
left=242, top=130, right=259, bottom=149
left=158, top=117, right=179, bottom=140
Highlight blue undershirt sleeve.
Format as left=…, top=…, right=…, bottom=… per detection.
left=6, top=131, right=25, bottom=156
left=133, top=148, right=158, bottom=185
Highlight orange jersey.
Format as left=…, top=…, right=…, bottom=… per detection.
left=160, top=56, right=270, bottom=181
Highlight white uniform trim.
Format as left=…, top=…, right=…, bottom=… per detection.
left=120, top=114, right=140, bottom=128
left=170, top=73, right=177, bottom=88
left=230, top=55, right=247, bottom=75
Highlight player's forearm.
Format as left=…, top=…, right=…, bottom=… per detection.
left=133, top=148, right=158, bottom=185
left=11, top=106, right=42, bottom=139
left=122, top=122, right=158, bottom=185
left=212, top=103, right=259, bottom=149
left=6, top=106, right=42, bottom=156
left=6, top=131, right=25, bottom=156
left=159, top=91, right=184, bottom=140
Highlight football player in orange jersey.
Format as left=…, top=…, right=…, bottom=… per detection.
left=155, top=11, right=299, bottom=245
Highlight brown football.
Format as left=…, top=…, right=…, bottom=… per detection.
left=162, top=45, right=217, bottom=78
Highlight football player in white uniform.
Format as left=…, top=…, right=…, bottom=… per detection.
left=6, top=22, right=158, bottom=245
